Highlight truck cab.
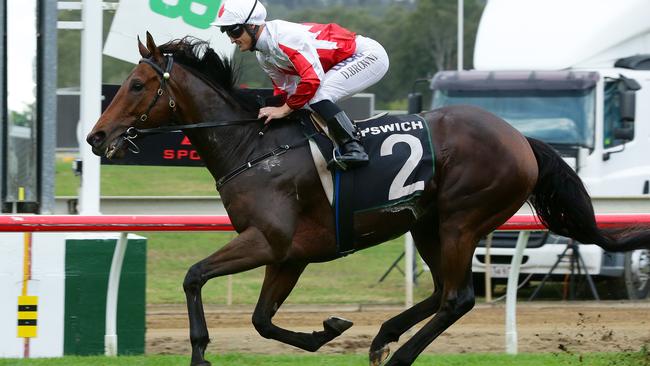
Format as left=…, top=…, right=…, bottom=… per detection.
left=432, top=67, right=647, bottom=194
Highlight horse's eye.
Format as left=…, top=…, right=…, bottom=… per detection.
left=131, top=81, right=144, bottom=92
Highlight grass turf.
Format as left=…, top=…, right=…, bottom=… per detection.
left=1, top=351, right=648, bottom=366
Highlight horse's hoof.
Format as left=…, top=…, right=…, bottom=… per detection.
left=369, top=345, right=391, bottom=366
left=323, top=316, right=353, bottom=335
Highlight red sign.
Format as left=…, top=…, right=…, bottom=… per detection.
left=100, top=85, right=205, bottom=167
left=101, top=132, right=205, bottom=167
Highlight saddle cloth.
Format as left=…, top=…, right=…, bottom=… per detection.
left=302, top=112, right=435, bottom=255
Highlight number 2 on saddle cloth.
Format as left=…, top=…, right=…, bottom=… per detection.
left=304, top=114, right=435, bottom=256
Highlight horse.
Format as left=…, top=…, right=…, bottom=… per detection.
left=87, top=33, right=650, bottom=366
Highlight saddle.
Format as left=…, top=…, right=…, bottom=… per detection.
left=299, top=110, right=435, bottom=256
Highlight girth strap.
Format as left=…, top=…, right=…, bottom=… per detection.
left=334, top=169, right=356, bottom=256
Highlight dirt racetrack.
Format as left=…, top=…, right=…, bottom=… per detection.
left=147, top=301, right=650, bottom=356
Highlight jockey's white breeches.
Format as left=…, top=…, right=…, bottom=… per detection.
left=309, top=35, right=390, bottom=105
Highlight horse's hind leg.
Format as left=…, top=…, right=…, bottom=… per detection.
left=252, top=262, right=353, bottom=351
left=369, top=282, right=442, bottom=365
left=384, top=222, right=477, bottom=366
left=183, top=227, right=278, bottom=366
left=369, top=221, right=443, bottom=365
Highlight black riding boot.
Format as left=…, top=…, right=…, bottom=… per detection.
left=326, top=111, right=369, bottom=169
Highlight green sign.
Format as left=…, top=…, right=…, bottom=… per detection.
left=149, top=0, right=222, bottom=29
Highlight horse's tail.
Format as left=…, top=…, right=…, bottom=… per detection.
left=526, top=136, right=650, bottom=252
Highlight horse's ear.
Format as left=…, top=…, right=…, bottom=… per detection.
left=145, top=31, right=163, bottom=61
left=138, top=35, right=151, bottom=58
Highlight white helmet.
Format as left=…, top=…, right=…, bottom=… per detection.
left=211, top=0, right=267, bottom=27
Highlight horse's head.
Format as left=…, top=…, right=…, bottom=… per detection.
left=86, top=32, right=180, bottom=159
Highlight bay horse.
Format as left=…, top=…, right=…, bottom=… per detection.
left=87, top=33, right=650, bottom=366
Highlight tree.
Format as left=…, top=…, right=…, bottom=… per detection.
left=259, top=0, right=485, bottom=108
left=379, top=0, right=484, bottom=108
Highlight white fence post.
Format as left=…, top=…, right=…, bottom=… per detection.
left=105, top=232, right=128, bottom=356
left=405, top=233, right=414, bottom=308
left=505, top=230, right=530, bottom=354
left=78, top=0, right=103, bottom=215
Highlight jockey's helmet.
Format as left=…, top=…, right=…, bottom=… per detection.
left=211, top=0, right=267, bottom=27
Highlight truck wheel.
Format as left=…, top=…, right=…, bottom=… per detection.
left=606, top=250, right=650, bottom=299
left=624, top=249, right=650, bottom=299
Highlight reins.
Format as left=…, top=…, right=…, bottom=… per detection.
left=124, top=118, right=265, bottom=138
left=125, top=116, right=315, bottom=191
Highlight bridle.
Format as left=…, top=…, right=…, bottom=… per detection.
left=117, top=54, right=262, bottom=154
left=138, top=55, right=177, bottom=123
left=111, top=54, right=178, bottom=155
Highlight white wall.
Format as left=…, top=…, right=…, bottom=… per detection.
left=0, top=233, right=65, bottom=358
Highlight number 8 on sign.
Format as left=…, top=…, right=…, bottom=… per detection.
left=149, top=0, right=222, bottom=29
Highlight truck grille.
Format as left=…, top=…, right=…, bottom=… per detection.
left=477, top=231, right=548, bottom=248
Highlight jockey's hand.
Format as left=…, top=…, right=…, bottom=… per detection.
left=258, top=104, right=293, bottom=125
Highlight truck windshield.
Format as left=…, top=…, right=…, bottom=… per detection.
left=432, top=89, right=596, bottom=148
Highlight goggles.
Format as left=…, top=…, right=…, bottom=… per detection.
left=221, top=24, right=245, bottom=39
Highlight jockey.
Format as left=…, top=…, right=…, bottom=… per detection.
left=212, top=0, right=389, bottom=170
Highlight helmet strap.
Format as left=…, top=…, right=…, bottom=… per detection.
left=243, top=0, right=258, bottom=24
left=243, top=0, right=260, bottom=51
left=247, top=25, right=260, bottom=51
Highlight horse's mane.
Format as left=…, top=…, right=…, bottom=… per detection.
left=158, top=37, right=259, bottom=111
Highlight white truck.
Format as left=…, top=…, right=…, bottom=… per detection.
left=427, top=0, right=650, bottom=299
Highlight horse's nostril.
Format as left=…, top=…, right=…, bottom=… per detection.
left=87, top=131, right=106, bottom=147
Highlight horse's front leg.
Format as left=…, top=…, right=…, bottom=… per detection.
left=251, top=262, right=353, bottom=352
left=183, top=227, right=276, bottom=366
